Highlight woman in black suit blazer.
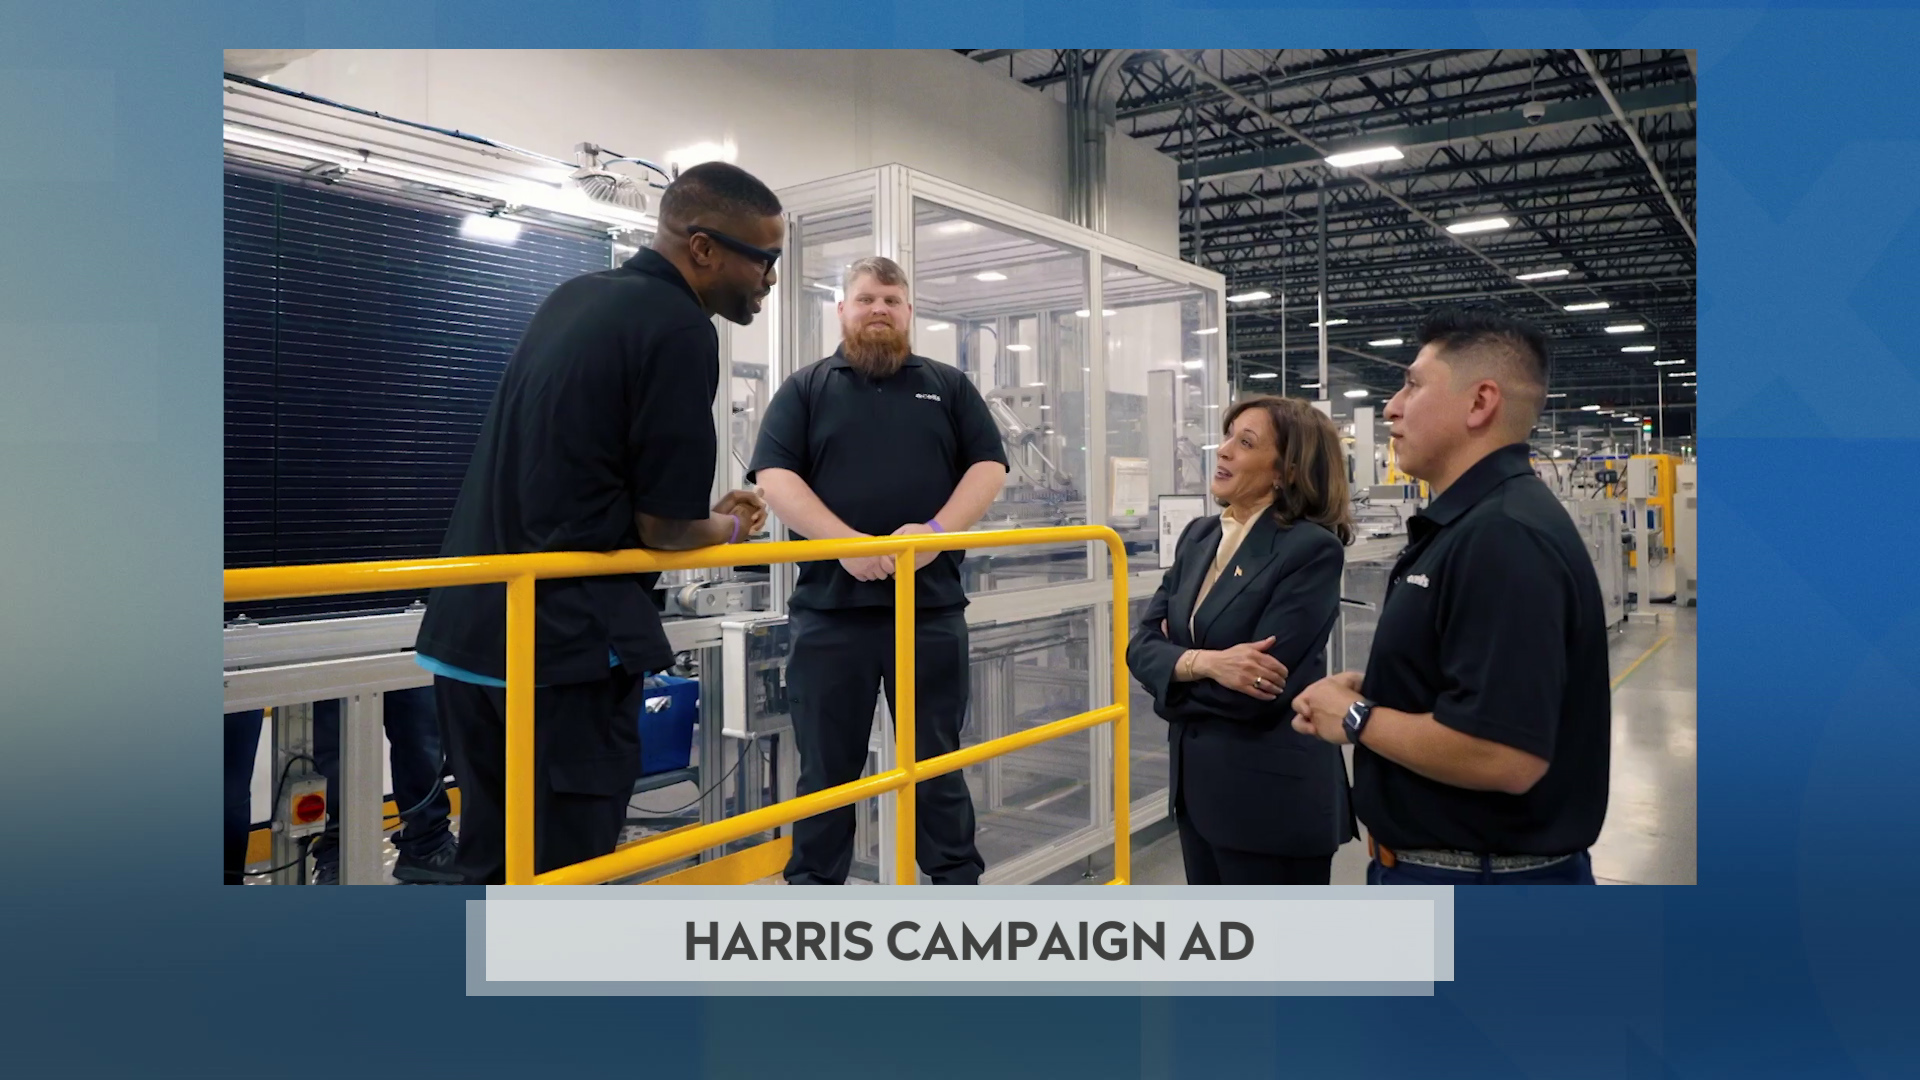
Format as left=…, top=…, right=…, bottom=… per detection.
left=1127, top=396, right=1357, bottom=884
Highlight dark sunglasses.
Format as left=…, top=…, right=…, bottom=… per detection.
left=687, top=225, right=782, bottom=276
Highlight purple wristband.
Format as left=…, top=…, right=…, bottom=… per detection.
left=728, top=515, right=742, bottom=544
left=926, top=519, right=945, bottom=533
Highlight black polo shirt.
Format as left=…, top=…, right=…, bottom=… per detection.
left=414, top=249, right=717, bottom=684
left=1354, top=443, right=1612, bottom=856
left=747, top=349, right=1008, bottom=611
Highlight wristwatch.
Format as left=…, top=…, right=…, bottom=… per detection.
left=1342, top=699, right=1375, bottom=746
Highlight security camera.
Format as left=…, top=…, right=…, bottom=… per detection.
left=1522, top=100, right=1547, bottom=124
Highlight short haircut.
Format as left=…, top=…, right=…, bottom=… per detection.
left=843, top=255, right=910, bottom=296
left=1417, top=305, right=1551, bottom=428
left=1221, top=395, right=1356, bottom=545
left=657, top=162, right=782, bottom=230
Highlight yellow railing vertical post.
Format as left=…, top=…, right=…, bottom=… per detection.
left=894, top=548, right=917, bottom=885
left=1108, top=535, right=1131, bottom=884
left=505, top=573, right=537, bottom=886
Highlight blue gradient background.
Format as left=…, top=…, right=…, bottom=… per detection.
left=2, top=2, right=1915, bottom=1076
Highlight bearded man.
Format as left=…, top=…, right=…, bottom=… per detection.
left=747, top=255, right=1009, bottom=885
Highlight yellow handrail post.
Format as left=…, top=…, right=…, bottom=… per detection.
left=1107, top=534, right=1131, bottom=885
left=893, top=548, right=918, bottom=885
left=505, top=573, right=536, bottom=886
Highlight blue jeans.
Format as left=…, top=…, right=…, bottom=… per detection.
left=310, top=686, right=453, bottom=867
left=1367, top=850, right=1596, bottom=885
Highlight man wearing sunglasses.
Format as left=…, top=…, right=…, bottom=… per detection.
left=415, top=162, right=782, bottom=884
left=750, top=256, right=1010, bottom=886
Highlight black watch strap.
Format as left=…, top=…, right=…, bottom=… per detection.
left=1343, top=700, right=1374, bottom=744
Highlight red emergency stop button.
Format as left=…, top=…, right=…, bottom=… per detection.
left=293, top=792, right=326, bottom=824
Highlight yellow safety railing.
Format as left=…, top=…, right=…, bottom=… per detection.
left=225, top=526, right=1132, bottom=886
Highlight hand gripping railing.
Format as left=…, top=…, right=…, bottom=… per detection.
left=224, top=526, right=1133, bottom=886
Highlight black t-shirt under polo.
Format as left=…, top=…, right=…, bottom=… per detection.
left=1354, top=443, right=1612, bottom=856
left=746, top=350, right=1009, bottom=612
left=415, top=249, right=717, bottom=684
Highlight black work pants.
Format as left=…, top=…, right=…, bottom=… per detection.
left=782, top=607, right=983, bottom=885
left=435, top=670, right=645, bottom=885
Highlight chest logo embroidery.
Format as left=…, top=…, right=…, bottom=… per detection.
left=1405, top=574, right=1431, bottom=588
left=915, top=393, right=942, bottom=401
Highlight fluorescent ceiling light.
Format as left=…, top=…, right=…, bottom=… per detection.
left=1605, top=323, right=1647, bottom=334
left=224, top=123, right=358, bottom=166
left=1249, top=372, right=1278, bottom=380
left=1301, top=382, right=1322, bottom=390
left=1367, top=337, right=1404, bottom=347
left=1516, top=269, right=1571, bottom=281
left=1182, top=360, right=1205, bottom=370
left=923, top=322, right=951, bottom=332
left=1564, top=301, right=1611, bottom=312
left=1547, top=392, right=1568, bottom=399
left=1343, top=389, right=1370, bottom=399
left=1226, top=290, right=1272, bottom=303
left=936, top=221, right=978, bottom=236
left=1666, top=370, right=1696, bottom=378
left=1309, top=318, right=1350, bottom=327
left=1192, top=327, right=1219, bottom=336
left=1654, top=359, right=1687, bottom=366
left=1073, top=309, right=1119, bottom=318
left=1621, top=345, right=1657, bottom=353
left=1323, top=145, right=1404, bottom=168
left=1005, top=344, right=1032, bottom=353
left=1580, top=404, right=1602, bottom=412
left=459, top=215, right=522, bottom=244
left=975, top=271, right=1007, bottom=282
left=1444, top=216, right=1511, bottom=234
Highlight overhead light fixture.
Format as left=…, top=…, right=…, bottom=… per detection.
left=974, top=271, right=1007, bottom=282
left=1343, top=389, right=1370, bottom=399
left=1322, top=145, right=1404, bottom=169
left=1621, top=345, right=1657, bottom=353
left=1309, top=318, right=1350, bottom=327
left=1182, top=360, right=1205, bottom=370
left=1516, top=269, right=1571, bottom=281
left=1367, top=338, right=1404, bottom=347
left=1547, top=392, right=1568, bottom=399
left=936, top=221, right=978, bottom=236
left=1301, top=382, right=1322, bottom=390
left=1564, top=301, right=1611, bottom=312
left=1666, top=370, right=1696, bottom=378
left=1580, top=404, right=1602, bottom=412
left=1605, top=323, right=1647, bottom=334
left=1654, top=359, right=1687, bottom=366
left=1192, top=327, right=1219, bottom=336
left=1444, top=216, right=1511, bottom=235
left=1005, top=344, right=1033, bottom=353
left=459, top=214, right=522, bottom=245
left=1249, top=372, right=1279, bottom=380
left=923, top=322, right=951, bottom=332
left=1226, top=290, right=1272, bottom=303
left=224, top=123, right=359, bottom=166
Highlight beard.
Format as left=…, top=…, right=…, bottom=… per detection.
left=842, top=320, right=911, bottom=379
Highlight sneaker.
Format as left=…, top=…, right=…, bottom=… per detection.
left=393, top=841, right=464, bottom=885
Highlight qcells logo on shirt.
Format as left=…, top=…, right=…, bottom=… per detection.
left=1404, top=574, right=1431, bottom=588
left=916, top=393, right=942, bottom=402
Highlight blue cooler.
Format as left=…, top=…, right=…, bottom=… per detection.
left=638, top=675, right=699, bottom=777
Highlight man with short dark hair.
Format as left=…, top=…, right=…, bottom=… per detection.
left=749, top=255, right=1008, bottom=885
left=1291, top=305, right=1611, bottom=885
left=414, top=162, right=778, bottom=884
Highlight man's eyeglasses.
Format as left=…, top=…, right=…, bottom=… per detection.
left=687, top=226, right=782, bottom=276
